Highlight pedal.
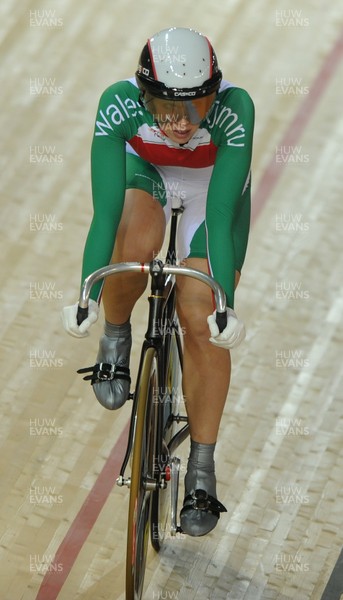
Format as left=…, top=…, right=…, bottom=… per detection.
left=170, top=456, right=180, bottom=535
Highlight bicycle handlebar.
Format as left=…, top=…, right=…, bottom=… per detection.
left=77, top=262, right=228, bottom=332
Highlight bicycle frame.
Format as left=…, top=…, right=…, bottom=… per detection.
left=117, top=254, right=184, bottom=489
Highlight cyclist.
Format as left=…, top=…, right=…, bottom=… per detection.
left=62, top=27, right=254, bottom=537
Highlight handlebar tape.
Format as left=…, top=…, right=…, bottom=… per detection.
left=77, top=305, right=89, bottom=326
left=215, top=311, right=227, bottom=334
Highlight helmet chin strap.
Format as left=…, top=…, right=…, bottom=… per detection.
left=138, top=90, right=145, bottom=108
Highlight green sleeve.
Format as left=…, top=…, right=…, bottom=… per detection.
left=80, top=85, right=130, bottom=301
left=81, top=137, right=126, bottom=301
left=206, top=88, right=255, bottom=308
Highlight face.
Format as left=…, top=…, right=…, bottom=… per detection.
left=144, top=93, right=216, bottom=143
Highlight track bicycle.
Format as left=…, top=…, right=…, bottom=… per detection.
left=76, top=206, right=227, bottom=600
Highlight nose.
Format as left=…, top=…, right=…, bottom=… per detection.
left=173, top=103, right=190, bottom=123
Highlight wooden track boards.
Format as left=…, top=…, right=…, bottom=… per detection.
left=0, top=2, right=342, bottom=599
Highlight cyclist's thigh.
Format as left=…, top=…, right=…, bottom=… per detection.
left=114, top=153, right=167, bottom=258
left=173, top=164, right=249, bottom=277
left=177, top=191, right=246, bottom=290
left=125, top=152, right=171, bottom=216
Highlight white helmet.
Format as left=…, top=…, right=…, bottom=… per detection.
left=136, top=27, right=222, bottom=100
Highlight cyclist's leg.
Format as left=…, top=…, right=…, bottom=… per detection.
left=176, top=258, right=233, bottom=443
left=102, top=187, right=166, bottom=323
left=174, top=180, right=250, bottom=535
left=103, top=153, right=168, bottom=322
left=176, top=258, right=239, bottom=535
left=176, top=181, right=250, bottom=443
left=92, top=154, right=168, bottom=410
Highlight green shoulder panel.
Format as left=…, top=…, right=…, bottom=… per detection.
left=203, top=86, right=254, bottom=149
left=93, top=79, right=152, bottom=140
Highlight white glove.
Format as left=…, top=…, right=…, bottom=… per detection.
left=61, top=300, right=99, bottom=338
left=207, top=308, right=245, bottom=349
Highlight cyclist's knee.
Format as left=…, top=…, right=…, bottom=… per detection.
left=117, top=244, right=158, bottom=263
left=178, top=299, right=211, bottom=342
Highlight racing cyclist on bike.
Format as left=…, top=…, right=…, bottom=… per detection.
left=62, top=27, right=254, bottom=537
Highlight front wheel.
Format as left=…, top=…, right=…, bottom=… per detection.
left=150, top=328, right=184, bottom=551
left=126, top=347, right=158, bottom=600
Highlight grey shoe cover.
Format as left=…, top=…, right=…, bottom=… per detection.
left=93, top=326, right=132, bottom=410
left=180, top=463, right=220, bottom=536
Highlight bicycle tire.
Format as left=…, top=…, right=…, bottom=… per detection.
left=150, top=328, right=184, bottom=551
left=126, top=346, right=158, bottom=600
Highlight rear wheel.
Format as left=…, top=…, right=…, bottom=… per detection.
left=126, top=347, right=158, bottom=600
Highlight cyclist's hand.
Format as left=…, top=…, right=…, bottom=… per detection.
left=61, top=300, right=99, bottom=338
left=207, top=308, right=245, bottom=349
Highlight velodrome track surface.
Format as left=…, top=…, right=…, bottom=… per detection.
left=1, top=2, right=342, bottom=598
